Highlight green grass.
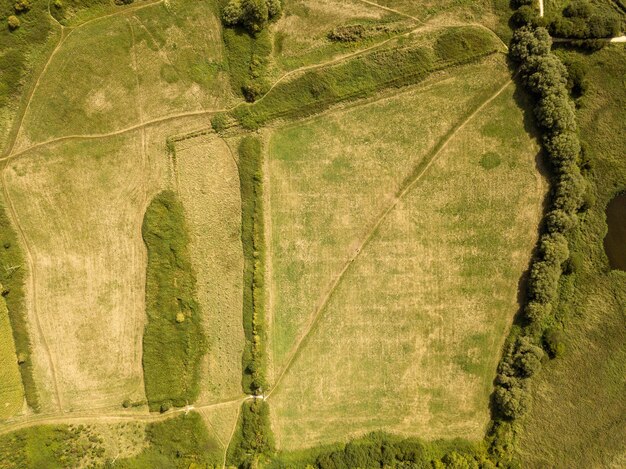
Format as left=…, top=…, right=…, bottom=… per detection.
left=0, top=196, right=38, bottom=412
left=237, top=137, right=268, bottom=395
left=516, top=45, right=626, bottom=468
left=0, top=285, right=23, bottom=419
left=231, top=26, right=501, bottom=129
left=267, top=55, right=543, bottom=449
left=0, top=424, right=102, bottom=468
left=142, top=190, right=207, bottom=411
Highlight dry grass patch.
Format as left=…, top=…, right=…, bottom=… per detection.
left=3, top=131, right=155, bottom=412
left=0, top=292, right=23, bottom=420
left=131, top=0, right=235, bottom=118
left=267, top=60, right=544, bottom=449
left=174, top=134, right=245, bottom=402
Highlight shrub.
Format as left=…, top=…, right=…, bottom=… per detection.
left=543, top=131, right=580, bottom=168
left=328, top=24, right=367, bottom=42
left=563, top=0, right=592, bottom=18
left=525, top=300, right=552, bottom=323
left=494, top=381, right=529, bottom=419
left=513, top=336, right=544, bottom=377
left=511, top=6, right=538, bottom=27
left=510, top=26, right=551, bottom=62
left=211, top=113, right=227, bottom=132
left=528, top=260, right=560, bottom=304
left=222, top=0, right=243, bottom=26
left=539, top=232, right=570, bottom=266
left=222, top=0, right=281, bottom=34
left=7, top=15, right=20, bottom=30
left=542, top=327, right=566, bottom=358
left=534, top=92, right=577, bottom=133
left=522, top=55, right=568, bottom=98
left=14, top=0, right=31, bottom=13
left=553, top=163, right=586, bottom=212
left=227, top=400, right=274, bottom=467
left=511, top=0, right=535, bottom=7
left=545, top=209, right=577, bottom=233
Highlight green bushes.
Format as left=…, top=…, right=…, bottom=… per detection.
left=230, top=27, right=498, bottom=129
left=267, top=432, right=495, bottom=469
left=117, top=413, right=222, bottom=468
left=222, top=26, right=271, bottom=101
left=490, top=22, right=587, bottom=446
left=237, top=137, right=267, bottom=395
left=221, top=0, right=282, bottom=34
left=549, top=0, right=621, bottom=38
left=227, top=400, right=274, bottom=467
left=141, top=191, right=207, bottom=412
left=0, top=199, right=39, bottom=411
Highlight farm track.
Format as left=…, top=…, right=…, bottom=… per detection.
left=0, top=395, right=250, bottom=437
left=266, top=77, right=514, bottom=399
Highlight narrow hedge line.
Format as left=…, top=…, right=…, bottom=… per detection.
left=141, top=190, right=207, bottom=412
left=227, top=399, right=274, bottom=468
left=487, top=17, right=588, bottom=463
left=0, top=198, right=39, bottom=411
left=222, top=27, right=500, bottom=130
left=237, top=137, right=268, bottom=395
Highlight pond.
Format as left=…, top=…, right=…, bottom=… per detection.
left=604, top=193, right=626, bottom=271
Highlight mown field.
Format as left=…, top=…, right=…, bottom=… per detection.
left=4, top=132, right=152, bottom=412
left=266, top=53, right=545, bottom=449
left=516, top=44, right=626, bottom=468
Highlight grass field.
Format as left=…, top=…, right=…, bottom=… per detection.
left=173, top=134, right=245, bottom=402
left=4, top=132, right=151, bottom=412
left=15, top=0, right=230, bottom=149
left=266, top=55, right=544, bottom=449
left=0, top=291, right=23, bottom=420
left=516, top=45, right=626, bottom=468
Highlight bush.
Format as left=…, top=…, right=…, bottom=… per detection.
left=513, top=337, right=544, bottom=377
left=528, top=260, right=560, bottom=304
left=542, top=327, right=566, bottom=358
left=539, top=232, right=569, bottom=266
left=13, top=0, right=31, bottom=13
left=545, top=209, right=577, bottom=233
left=543, top=131, right=581, bottom=168
left=494, top=381, right=529, bottom=419
left=534, top=92, right=577, bottom=133
left=328, top=24, right=367, bottom=42
left=511, top=6, right=538, bottom=27
left=227, top=400, right=274, bottom=467
left=7, top=15, right=20, bottom=30
left=222, top=0, right=282, bottom=34
left=522, top=54, right=568, bottom=98
left=211, top=113, right=227, bottom=132
left=563, top=0, right=592, bottom=18
left=525, top=301, right=552, bottom=323
left=510, top=26, right=551, bottom=62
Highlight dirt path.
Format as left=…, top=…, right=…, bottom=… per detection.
left=539, top=0, right=544, bottom=17
left=357, top=0, right=423, bottom=23
left=266, top=78, right=514, bottom=399
left=0, top=395, right=248, bottom=437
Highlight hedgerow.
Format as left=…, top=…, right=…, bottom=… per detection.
left=488, top=1, right=591, bottom=456
left=227, top=399, right=274, bottom=467
left=0, top=198, right=39, bottom=411
left=141, top=190, right=207, bottom=412
left=229, top=27, right=498, bottom=129
left=237, top=137, right=268, bottom=395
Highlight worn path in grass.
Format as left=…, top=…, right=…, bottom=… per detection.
left=267, top=77, right=514, bottom=399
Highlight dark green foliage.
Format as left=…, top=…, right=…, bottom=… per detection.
left=563, top=0, right=592, bottom=18
left=237, top=137, right=267, bottom=395
left=511, top=5, right=538, bottom=27
left=539, top=232, right=570, bottom=266
left=494, top=380, right=529, bottom=419
left=141, top=191, right=206, bottom=411
left=221, top=0, right=281, bottom=34
left=116, top=413, right=222, bottom=468
left=227, top=400, right=274, bottom=467
left=267, top=432, right=495, bottom=469
left=222, top=26, right=271, bottom=101
left=0, top=199, right=39, bottom=411
left=232, top=28, right=497, bottom=129
left=512, top=336, right=544, bottom=377
left=542, top=326, right=566, bottom=358
left=328, top=23, right=367, bottom=42
left=211, top=112, right=228, bottom=132
left=549, top=1, right=621, bottom=39
left=509, top=26, right=551, bottom=62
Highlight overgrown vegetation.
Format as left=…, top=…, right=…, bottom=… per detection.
left=117, top=413, right=222, bottom=468
left=0, top=198, right=38, bottom=411
left=226, top=399, right=274, bottom=468
left=267, top=432, right=497, bottom=468
left=237, top=136, right=267, bottom=396
left=0, top=424, right=103, bottom=468
left=230, top=27, right=499, bottom=129
left=221, top=0, right=282, bottom=34
left=222, top=26, right=272, bottom=102
left=142, top=190, right=207, bottom=412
